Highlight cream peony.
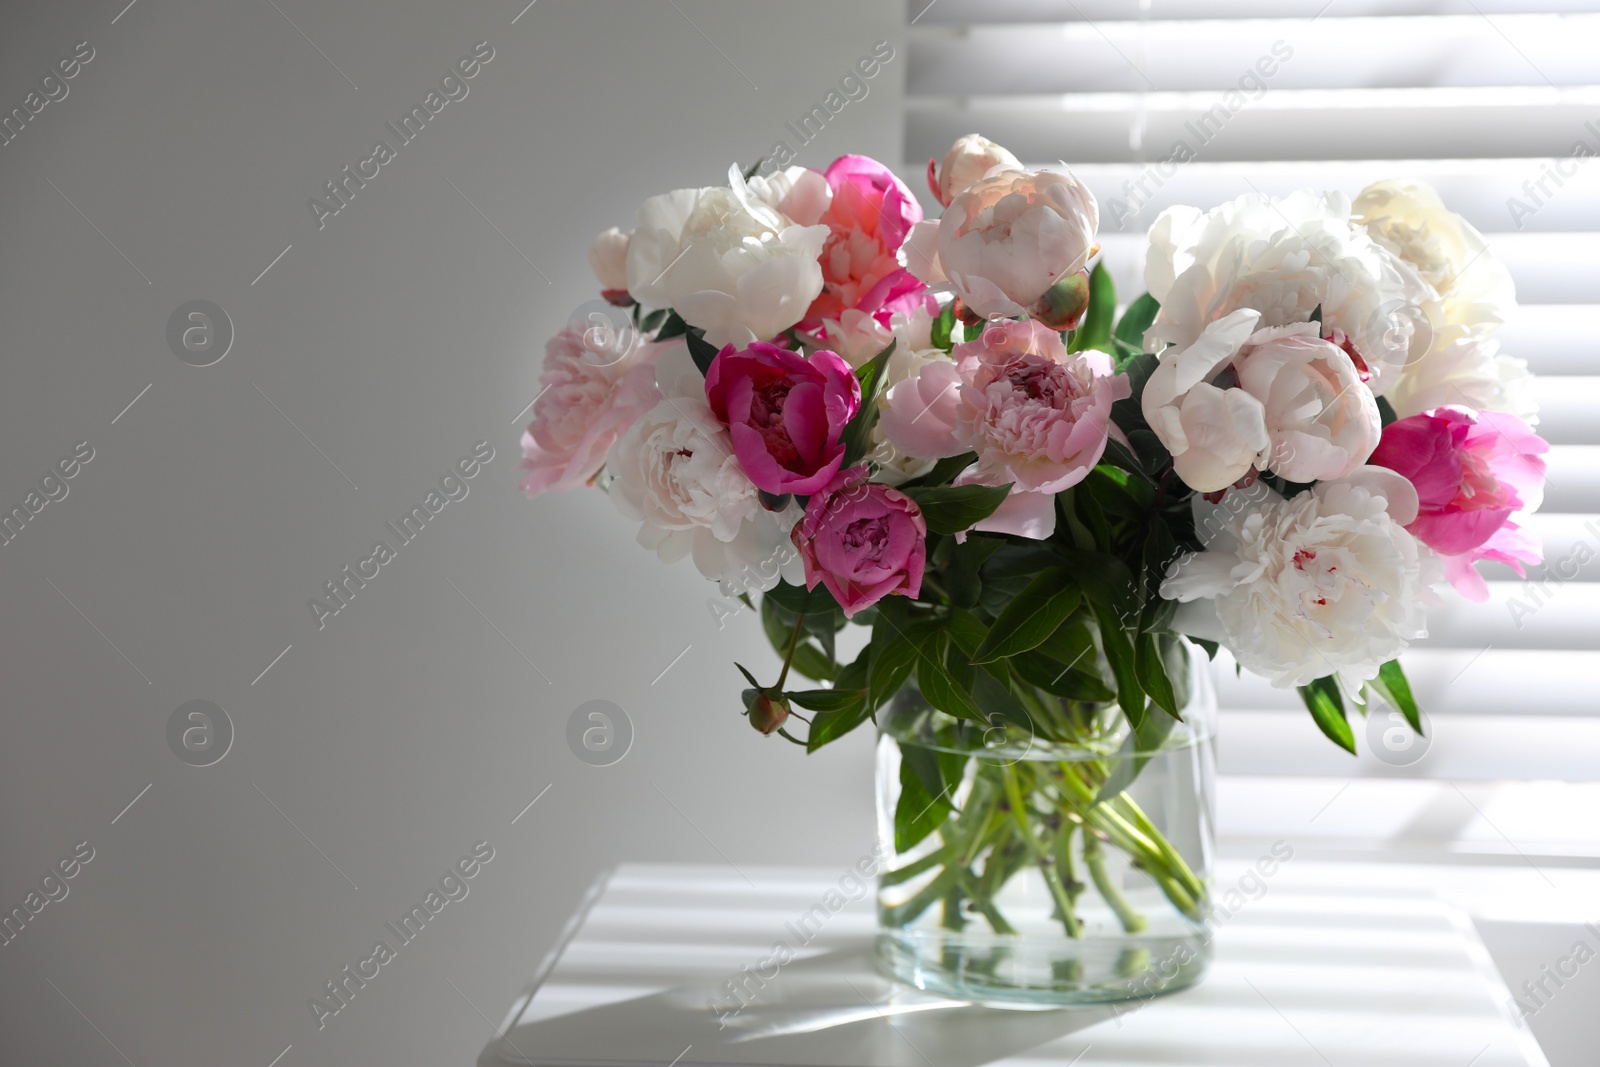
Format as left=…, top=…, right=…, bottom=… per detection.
left=625, top=165, right=830, bottom=348
left=1353, top=179, right=1515, bottom=341
left=908, top=168, right=1100, bottom=320
left=605, top=343, right=804, bottom=595
left=927, top=133, right=1023, bottom=207
left=1384, top=333, right=1537, bottom=425
left=1143, top=191, right=1434, bottom=397
left=1162, top=467, right=1437, bottom=689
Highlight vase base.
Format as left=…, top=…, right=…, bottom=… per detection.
left=875, top=930, right=1210, bottom=1008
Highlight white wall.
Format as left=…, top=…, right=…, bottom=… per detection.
left=0, top=3, right=906, bottom=1064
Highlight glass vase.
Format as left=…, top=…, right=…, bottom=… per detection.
left=874, top=639, right=1216, bottom=1007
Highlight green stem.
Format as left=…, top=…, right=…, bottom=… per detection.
left=1083, top=831, right=1148, bottom=933
left=1002, top=765, right=1081, bottom=938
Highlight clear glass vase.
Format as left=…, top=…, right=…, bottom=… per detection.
left=874, top=639, right=1216, bottom=1007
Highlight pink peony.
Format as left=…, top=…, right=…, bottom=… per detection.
left=879, top=320, right=1128, bottom=537
left=1368, top=407, right=1548, bottom=601
left=705, top=341, right=861, bottom=497
left=803, top=155, right=927, bottom=341
left=519, top=323, right=659, bottom=496
left=791, top=467, right=926, bottom=617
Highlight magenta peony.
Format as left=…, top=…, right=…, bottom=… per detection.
left=704, top=341, right=861, bottom=497
left=1369, top=406, right=1548, bottom=601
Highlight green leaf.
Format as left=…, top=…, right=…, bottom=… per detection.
left=1309, top=303, right=1323, bottom=326
left=1298, top=676, right=1356, bottom=754
left=685, top=327, right=721, bottom=377
left=1092, top=601, right=1144, bottom=724
left=653, top=310, right=689, bottom=340
left=1055, top=546, right=1139, bottom=620
left=943, top=609, right=990, bottom=660
left=901, top=482, right=1014, bottom=537
left=916, top=635, right=985, bottom=722
left=1135, top=630, right=1181, bottom=719
left=839, top=339, right=897, bottom=467
left=945, top=535, right=1002, bottom=609
left=973, top=568, right=1081, bottom=663
left=788, top=688, right=867, bottom=712
left=1192, top=637, right=1220, bottom=661
left=1011, top=651, right=1115, bottom=702
left=909, top=451, right=980, bottom=489
left=1112, top=293, right=1160, bottom=359
left=763, top=580, right=840, bottom=616
left=930, top=302, right=957, bottom=352
left=895, top=754, right=952, bottom=851
left=1069, top=260, right=1117, bottom=354
left=1370, top=659, right=1422, bottom=734
left=804, top=696, right=873, bottom=753
left=1033, top=614, right=1098, bottom=675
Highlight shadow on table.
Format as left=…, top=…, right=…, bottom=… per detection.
left=479, top=943, right=1116, bottom=1067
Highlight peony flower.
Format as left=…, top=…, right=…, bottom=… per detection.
left=519, top=319, right=659, bottom=496
left=880, top=319, right=1128, bottom=537
left=791, top=466, right=925, bottom=617
left=1145, top=311, right=1382, bottom=492
left=906, top=168, right=1100, bottom=321
left=625, top=165, right=830, bottom=348
left=1383, top=332, right=1537, bottom=425
left=1352, top=179, right=1516, bottom=340
left=927, top=133, right=1023, bottom=208
left=606, top=343, right=804, bottom=596
left=802, top=155, right=927, bottom=338
left=588, top=227, right=632, bottom=301
left=704, top=341, right=861, bottom=497
left=1163, top=467, right=1438, bottom=690
left=1143, top=190, right=1434, bottom=397
left=867, top=338, right=950, bottom=486
left=1369, top=407, right=1547, bottom=602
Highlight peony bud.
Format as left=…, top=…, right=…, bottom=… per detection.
left=748, top=692, right=791, bottom=735
left=1028, top=269, right=1092, bottom=331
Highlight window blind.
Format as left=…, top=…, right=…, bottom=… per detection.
left=903, top=0, right=1600, bottom=781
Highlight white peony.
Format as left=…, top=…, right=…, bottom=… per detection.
left=1162, top=467, right=1438, bottom=690
left=625, top=165, right=830, bottom=348
left=1384, top=333, right=1538, bottom=424
left=588, top=227, right=631, bottom=292
left=1143, top=190, right=1434, bottom=397
left=605, top=343, right=804, bottom=595
left=1141, top=311, right=1381, bottom=492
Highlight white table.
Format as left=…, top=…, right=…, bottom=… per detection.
left=477, top=861, right=1549, bottom=1067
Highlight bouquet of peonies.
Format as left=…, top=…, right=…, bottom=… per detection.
left=519, top=133, right=1547, bottom=761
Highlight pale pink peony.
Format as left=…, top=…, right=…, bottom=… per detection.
left=879, top=320, right=1128, bottom=538
left=791, top=466, right=925, bottom=618
left=519, top=321, right=658, bottom=496
left=704, top=341, right=861, bottom=497
left=1368, top=407, right=1547, bottom=601
left=907, top=169, right=1100, bottom=320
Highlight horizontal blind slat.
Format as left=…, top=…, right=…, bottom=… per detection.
left=912, top=0, right=1600, bottom=25
left=909, top=16, right=1600, bottom=95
